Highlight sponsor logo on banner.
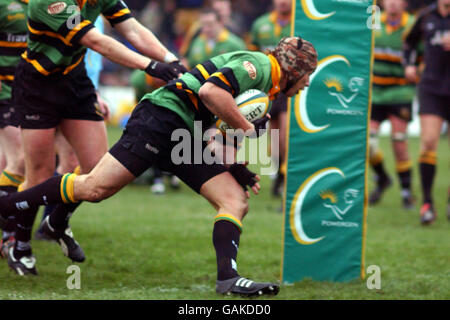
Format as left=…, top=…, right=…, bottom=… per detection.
left=289, top=167, right=360, bottom=246
left=296, top=55, right=365, bottom=133
left=320, top=188, right=360, bottom=228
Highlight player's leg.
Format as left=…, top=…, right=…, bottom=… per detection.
left=38, top=119, right=108, bottom=261
left=389, top=113, right=414, bottom=209
left=418, top=114, right=443, bottom=224
left=368, top=107, right=392, bottom=204
left=6, top=127, right=56, bottom=275
left=0, top=125, right=25, bottom=253
left=417, top=88, right=448, bottom=225
left=37, top=130, right=80, bottom=240
left=199, top=172, right=279, bottom=296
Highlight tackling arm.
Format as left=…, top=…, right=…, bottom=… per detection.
left=114, top=18, right=176, bottom=63
left=80, top=28, right=151, bottom=70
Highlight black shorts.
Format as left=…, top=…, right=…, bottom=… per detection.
left=418, top=88, right=450, bottom=122
left=109, top=100, right=228, bottom=193
left=12, top=60, right=103, bottom=129
left=0, top=99, right=17, bottom=129
left=371, top=103, right=413, bottom=123
left=269, top=93, right=288, bottom=120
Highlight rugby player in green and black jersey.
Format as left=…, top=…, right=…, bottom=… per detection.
left=403, top=0, right=450, bottom=225
left=0, top=0, right=28, bottom=257
left=0, top=37, right=318, bottom=297
left=368, top=0, right=417, bottom=209
left=3, top=0, right=187, bottom=275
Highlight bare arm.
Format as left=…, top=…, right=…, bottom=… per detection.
left=114, top=18, right=176, bottom=63
left=80, top=28, right=150, bottom=70
left=198, top=82, right=254, bottom=133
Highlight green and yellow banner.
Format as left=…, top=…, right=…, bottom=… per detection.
left=282, top=0, right=375, bottom=283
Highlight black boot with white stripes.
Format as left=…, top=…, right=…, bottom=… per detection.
left=216, top=276, right=279, bottom=297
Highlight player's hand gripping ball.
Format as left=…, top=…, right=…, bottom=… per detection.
left=215, top=89, right=270, bottom=133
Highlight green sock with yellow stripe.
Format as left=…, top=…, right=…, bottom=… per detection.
left=0, top=170, right=24, bottom=193
left=213, top=213, right=243, bottom=281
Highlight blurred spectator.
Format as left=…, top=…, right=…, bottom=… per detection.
left=212, top=0, right=244, bottom=36
left=182, top=8, right=246, bottom=68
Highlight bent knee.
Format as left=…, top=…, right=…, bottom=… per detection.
left=221, top=193, right=249, bottom=219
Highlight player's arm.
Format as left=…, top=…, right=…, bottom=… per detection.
left=79, top=28, right=179, bottom=82
left=198, top=82, right=254, bottom=133
left=403, top=12, right=425, bottom=82
left=80, top=28, right=150, bottom=70
left=113, top=18, right=179, bottom=64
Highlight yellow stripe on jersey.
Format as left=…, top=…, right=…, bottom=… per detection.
left=0, top=40, right=27, bottom=48
left=0, top=75, right=14, bottom=81
left=27, top=23, right=73, bottom=47
left=196, top=64, right=210, bottom=80
left=104, top=8, right=131, bottom=20
left=21, top=51, right=51, bottom=76
left=65, top=20, right=92, bottom=44
left=373, top=75, right=409, bottom=86
left=63, top=54, right=85, bottom=75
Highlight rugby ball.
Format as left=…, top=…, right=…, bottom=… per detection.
left=216, top=89, right=270, bottom=132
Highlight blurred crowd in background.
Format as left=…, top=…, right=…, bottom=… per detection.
left=100, top=0, right=435, bottom=86
left=101, top=0, right=272, bottom=85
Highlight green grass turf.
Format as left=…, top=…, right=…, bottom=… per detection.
left=0, top=126, right=448, bottom=300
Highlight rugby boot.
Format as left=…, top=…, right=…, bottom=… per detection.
left=216, top=276, right=280, bottom=297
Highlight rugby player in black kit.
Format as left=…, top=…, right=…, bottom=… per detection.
left=403, top=0, right=450, bottom=224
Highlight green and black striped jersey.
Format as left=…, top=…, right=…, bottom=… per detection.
left=0, top=0, right=28, bottom=100
left=144, top=51, right=281, bottom=132
left=23, top=0, right=131, bottom=76
left=372, top=12, right=416, bottom=105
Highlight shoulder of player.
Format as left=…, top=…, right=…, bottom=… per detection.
left=237, top=51, right=272, bottom=79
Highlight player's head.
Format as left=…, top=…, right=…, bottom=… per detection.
left=200, top=8, right=222, bottom=39
left=272, top=36, right=318, bottom=96
left=382, top=0, right=407, bottom=15
left=438, top=0, right=450, bottom=17
left=273, top=0, right=292, bottom=15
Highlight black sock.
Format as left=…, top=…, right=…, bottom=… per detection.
left=398, top=170, right=412, bottom=192
left=213, top=220, right=241, bottom=281
left=420, top=163, right=435, bottom=204
left=0, top=175, right=69, bottom=219
left=14, top=206, right=39, bottom=258
left=0, top=186, right=18, bottom=236
left=49, top=202, right=82, bottom=230
left=372, top=162, right=388, bottom=183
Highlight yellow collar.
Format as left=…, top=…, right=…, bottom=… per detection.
left=382, top=12, right=409, bottom=34
left=267, top=54, right=281, bottom=100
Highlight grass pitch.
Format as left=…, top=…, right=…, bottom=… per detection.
left=0, top=127, right=448, bottom=300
